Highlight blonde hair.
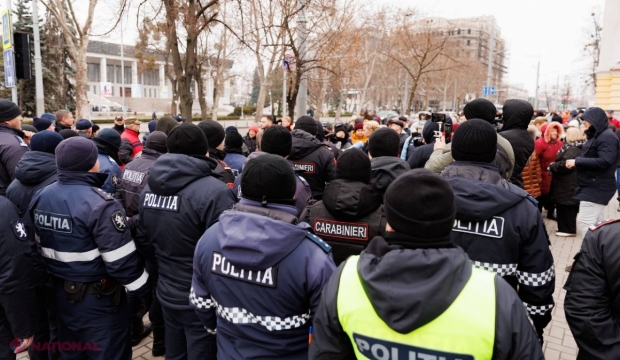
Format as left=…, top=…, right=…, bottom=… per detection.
left=364, top=120, right=379, bottom=132
left=565, top=127, right=586, bottom=143
left=532, top=117, right=547, bottom=126
left=527, top=125, right=538, bottom=140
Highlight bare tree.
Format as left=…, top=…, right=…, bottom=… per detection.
left=584, top=12, right=602, bottom=92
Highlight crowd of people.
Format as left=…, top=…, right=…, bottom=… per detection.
left=0, top=96, right=618, bottom=359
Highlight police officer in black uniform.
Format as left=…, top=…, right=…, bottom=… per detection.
left=302, top=148, right=386, bottom=265
left=29, top=137, right=150, bottom=360
left=288, top=116, right=336, bottom=200
left=138, top=124, right=236, bottom=359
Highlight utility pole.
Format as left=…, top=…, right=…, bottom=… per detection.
left=120, top=13, right=125, bottom=118
left=485, top=19, right=495, bottom=100
left=534, top=59, right=540, bottom=110
left=7, top=0, right=16, bottom=104
left=30, top=0, right=44, bottom=115
left=295, top=0, right=307, bottom=118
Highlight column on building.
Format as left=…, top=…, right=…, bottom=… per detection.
left=159, top=64, right=166, bottom=99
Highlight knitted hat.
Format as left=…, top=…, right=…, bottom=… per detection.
left=21, top=124, right=37, bottom=133
left=0, top=100, right=22, bottom=122
left=241, top=154, right=296, bottom=205
left=225, top=126, right=238, bottom=133
left=315, top=120, right=325, bottom=141
left=197, top=120, right=226, bottom=148
left=97, top=128, right=122, bottom=151
left=551, top=115, right=563, bottom=124
left=145, top=131, right=168, bottom=154
left=75, top=119, right=93, bottom=130
left=451, top=119, right=497, bottom=163
left=384, top=169, right=456, bottom=244
left=32, top=117, right=53, bottom=132
left=337, top=148, right=371, bottom=184
left=249, top=125, right=259, bottom=133
left=155, top=116, right=178, bottom=135
left=225, top=130, right=243, bottom=150
left=261, top=125, right=292, bottom=157
left=354, top=122, right=364, bottom=130
left=295, top=116, right=318, bottom=135
left=463, top=98, right=497, bottom=123
left=30, top=131, right=63, bottom=154
left=368, top=128, right=400, bottom=158
left=167, top=123, right=209, bottom=156
left=55, top=137, right=99, bottom=171
left=148, top=120, right=157, bottom=133
left=40, top=113, right=55, bottom=122
left=58, top=129, right=78, bottom=139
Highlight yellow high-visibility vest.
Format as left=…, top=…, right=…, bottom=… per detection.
left=337, top=255, right=496, bottom=360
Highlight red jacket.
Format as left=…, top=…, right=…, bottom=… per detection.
left=535, top=123, right=563, bottom=195
left=610, top=118, right=620, bottom=129
left=120, top=128, right=143, bottom=168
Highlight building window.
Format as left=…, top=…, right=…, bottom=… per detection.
left=457, top=29, right=461, bottom=35
left=467, top=40, right=471, bottom=46
left=468, top=29, right=471, bottom=34
left=124, top=66, right=132, bottom=84
left=154, top=89, right=157, bottom=98
left=141, top=69, right=159, bottom=86
left=87, top=63, right=100, bottom=82
left=106, top=65, right=115, bottom=83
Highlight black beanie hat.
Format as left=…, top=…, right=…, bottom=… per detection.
left=262, top=125, right=292, bottom=157
left=30, top=131, right=63, bottom=154
left=463, top=98, right=497, bottom=123
left=225, top=130, right=243, bottom=150
left=145, top=131, right=168, bottom=154
left=59, top=129, right=79, bottom=139
left=368, top=128, right=400, bottom=158
left=295, top=116, right=318, bottom=135
left=384, top=169, right=456, bottom=244
left=198, top=120, right=226, bottom=149
left=241, top=154, right=296, bottom=205
left=97, top=128, right=122, bottom=151
left=55, top=137, right=99, bottom=172
left=167, top=123, right=209, bottom=156
left=0, top=99, right=22, bottom=122
left=337, top=148, right=372, bottom=184
left=155, top=116, right=178, bottom=135
left=451, top=119, right=497, bottom=163
left=32, top=117, right=53, bottom=132
left=315, top=120, right=325, bottom=142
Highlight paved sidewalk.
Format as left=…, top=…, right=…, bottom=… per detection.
left=19, top=200, right=620, bottom=359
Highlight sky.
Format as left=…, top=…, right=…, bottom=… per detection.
left=376, top=0, right=606, bottom=97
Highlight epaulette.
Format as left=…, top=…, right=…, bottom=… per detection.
left=588, top=218, right=620, bottom=231
left=305, top=232, right=332, bottom=254
left=92, top=187, right=114, bottom=201
left=525, top=194, right=538, bottom=206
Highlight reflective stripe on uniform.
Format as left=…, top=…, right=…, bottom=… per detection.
left=338, top=255, right=496, bottom=360
left=124, top=269, right=148, bottom=291
left=39, top=247, right=101, bottom=262
left=517, top=264, right=555, bottom=286
left=523, top=302, right=554, bottom=316
left=472, top=260, right=517, bottom=277
left=101, top=240, right=136, bottom=263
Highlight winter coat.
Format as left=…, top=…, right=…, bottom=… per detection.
left=522, top=150, right=542, bottom=199
left=301, top=179, right=386, bottom=265
left=232, top=151, right=312, bottom=217
left=407, top=121, right=438, bottom=169
left=243, top=134, right=257, bottom=154
left=535, top=122, right=564, bottom=195
left=119, top=128, right=143, bottom=165
left=370, top=156, right=410, bottom=195
left=137, top=153, right=237, bottom=309
left=424, top=134, right=515, bottom=179
left=6, top=151, right=58, bottom=215
left=0, top=196, right=36, bottom=339
left=289, top=129, right=336, bottom=200
left=574, top=108, right=620, bottom=205
left=499, top=99, right=535, bottom=188
left=115, top=148, right=163, bottom=217
left=209, top=148, right=236, bottom=186
left=309, top=235, right=545, bottom=360
left=190, top=199, right=335, bottom=359
left=549, top=143, right=582, bottom=206
left=442, top=162, right=555, bottom=340
left=94, top=140, right=122, bottom=195
left=0, top=125, right=29, bottom=196
left=223, top=151, right=246, bottom=177
left=564, top=219, right=620, bottom=359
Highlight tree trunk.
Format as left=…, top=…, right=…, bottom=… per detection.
left=335, top=89, right=346, bottom=122
left=196, top=66, right=208, bottom=120
left=256, top=82, right=269, bottom=121
left=212, top=75, right=221, bottom=121
left=74, top=51, right=88, bottom=118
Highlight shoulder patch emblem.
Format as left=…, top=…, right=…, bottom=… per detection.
left=588, top=218, right=620, bottom=231
left=15, top=135, right=28, bottom=147
left=92, top=187, right=114, bottom=201
left=11, top=219, right=27, bottom=240
left=305, top=232, right=332, bottom=254
left=111, top=211, right=126, bottom=232
left=111, top=174, right=120, bottom=188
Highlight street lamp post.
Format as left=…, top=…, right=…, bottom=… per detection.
left=295, top=0, right=308, bottom=117
left=25, top=0, right=44, bottom=115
